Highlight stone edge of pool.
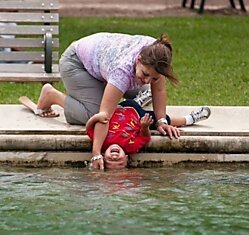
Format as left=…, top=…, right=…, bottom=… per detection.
left=1, top=152, right=249, bottom=168
left=0, top=105, right=248, bottom=167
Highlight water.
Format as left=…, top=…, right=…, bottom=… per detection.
left=0, top=165, right=248, bottom=235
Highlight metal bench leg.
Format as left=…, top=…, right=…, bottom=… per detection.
left=44, top=32, right=52, bottom=73
left=229, top=0, right=236, bottom=8
left=190, top=0, right=195, bottom=9
left=182, top=0, right=187, bottom=7
left=198, top=0, right=206, bottom=13
left=238, top=0, right=246, bottom=11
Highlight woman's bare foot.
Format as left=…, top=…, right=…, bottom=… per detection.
left=37, top=83, right=55, bottom=110
left=36, top=83, right=66, bottom=117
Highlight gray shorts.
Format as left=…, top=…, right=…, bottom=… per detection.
left=59, top=42, right=150, bottom=125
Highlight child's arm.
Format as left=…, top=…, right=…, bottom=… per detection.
left=140, top=113, right=153, bottom=137
left=85, top=112, right=109, bottom=130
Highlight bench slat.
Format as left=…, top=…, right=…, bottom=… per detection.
left=0, top=51, right=58, bottom=61
left=0, top=38, right=59, bottom=48
left=0, top=13, right=59, bottom=23
left=0, top=73, right=61, bottom=82
left=0, top=64, right=59, bottom=73
left=0, top=25, right=59, bottom=35
left=0, top=0, right=60, bottom=82
left=0, top=0, right=59, bottom=10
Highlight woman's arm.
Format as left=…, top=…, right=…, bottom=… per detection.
left=91, top=83, right=123, bottom=169
left=151, top=77, right=167, bottom=121
left=151, top=77, right=180, bottom=139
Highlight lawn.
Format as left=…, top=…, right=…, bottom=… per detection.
left=1, top=16, right=248, bottom=106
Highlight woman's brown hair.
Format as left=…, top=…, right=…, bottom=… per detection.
left=139, top=34, right=179, bottom=85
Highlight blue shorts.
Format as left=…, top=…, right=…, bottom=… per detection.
left=119, top=99, right=171, bottom=130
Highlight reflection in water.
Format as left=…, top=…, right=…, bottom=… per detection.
left=0, top=166, right=248, bottom=234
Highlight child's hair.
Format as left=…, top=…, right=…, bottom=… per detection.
left=139, top=34, right=179, bottom=86
left=103, top=153, right=131, bottom=168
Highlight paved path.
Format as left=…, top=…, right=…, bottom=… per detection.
left=59, top=0, right=248, bottom=17
left=0, top=104, right=248, bottom=167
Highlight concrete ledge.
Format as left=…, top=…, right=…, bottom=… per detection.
left=1, top=152, right=249, bottom=168
left=1, top=134, right=249, bottom=153
left=0, top=135, right=91, bottom=151
left=0, top=105, right=249, bottom=167
left=147, top=136, right=249, bottom=153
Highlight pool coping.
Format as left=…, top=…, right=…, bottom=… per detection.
left=1, top=104, right=249, bottom=167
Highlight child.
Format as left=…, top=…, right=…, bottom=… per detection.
left=86, top=99, right=211, bottom=170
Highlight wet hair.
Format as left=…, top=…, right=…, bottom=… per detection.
left=139, top=34, right=179, bottom=86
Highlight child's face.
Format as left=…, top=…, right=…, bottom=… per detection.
left=104, top=144, right=128, bottom=169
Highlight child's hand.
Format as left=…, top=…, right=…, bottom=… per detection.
left=141, top=113, right=153, bottom=129
left=96, top=112, right=109, bottom=124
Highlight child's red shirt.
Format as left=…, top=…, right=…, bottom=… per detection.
left=87, top=106, right=151, bottom=153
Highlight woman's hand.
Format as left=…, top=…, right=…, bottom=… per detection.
left=90, top=154, right=105, bottom=170
left=157, top=123, right=180, bottom=139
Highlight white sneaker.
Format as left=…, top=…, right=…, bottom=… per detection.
left=134, top=89, right=152, bottom=107
left=191, top=106, right=211, bottom=123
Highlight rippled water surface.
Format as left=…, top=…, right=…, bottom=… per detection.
left=0, top=165, right=248, bottom=235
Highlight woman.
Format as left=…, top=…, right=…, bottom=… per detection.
left=34, top=32, right=180, bottom=169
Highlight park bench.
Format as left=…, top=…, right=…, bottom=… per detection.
left=182, top=0, right=246, bottom=14
left=0, top=0, right=60, bottom=82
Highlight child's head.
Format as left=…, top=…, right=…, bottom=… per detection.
left=103, top=144, right=128, bottom=169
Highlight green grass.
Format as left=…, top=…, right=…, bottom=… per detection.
left=1, top=16, right=249, bottom=105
